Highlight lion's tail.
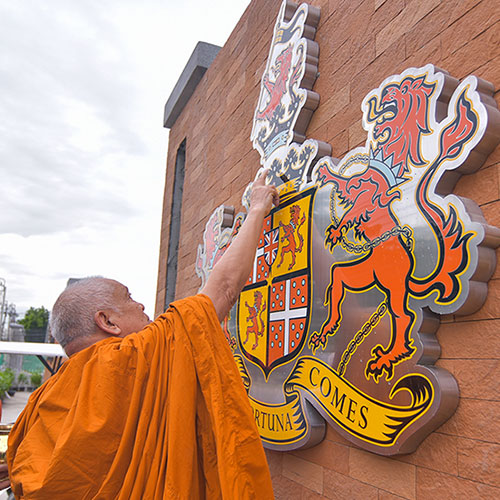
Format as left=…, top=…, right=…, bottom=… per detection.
left=297, top=225, right=305, bottom=253
left=409, top=88, right=478, bottom=303
left=408, top=207, right=474, bottom=303
left=259, top=302, right=267, bottom=334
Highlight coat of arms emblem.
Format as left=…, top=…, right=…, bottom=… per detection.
left=238, top=189, right=314, bottom=378
left=195, top=0, right=500, bottom=455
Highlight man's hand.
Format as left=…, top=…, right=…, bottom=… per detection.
left=249, top=169, right=280, bottom=216
left=201, top=169, right=279, bottom=321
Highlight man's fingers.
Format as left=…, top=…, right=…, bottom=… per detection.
left=255, top=168, right=270, bottom=186
left=250, top=168, right=280, bottom=211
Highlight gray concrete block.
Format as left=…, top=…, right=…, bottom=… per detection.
left=163, top=41, right=221, bottom=129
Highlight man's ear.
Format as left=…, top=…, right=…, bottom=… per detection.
left=94, top=310, right=122, bottom=336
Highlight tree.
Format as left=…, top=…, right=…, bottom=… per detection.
left=19, top=306, right=49, bottom=342
left=19, top=306, right=49, bottom=330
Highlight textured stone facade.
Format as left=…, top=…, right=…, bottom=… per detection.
left=156, top=1, right=500, bottom=497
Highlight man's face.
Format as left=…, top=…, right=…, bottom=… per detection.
left=110, top=281, right=151, bottom=336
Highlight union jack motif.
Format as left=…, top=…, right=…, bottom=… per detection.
left=264, top=228, right=279, bottom=266
left=247, top=216, right=272, bottom=285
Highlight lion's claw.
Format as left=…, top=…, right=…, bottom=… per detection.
left=308, top=332, right=327, bottom=352
left=309, top=323, right=339, bottom=353
left=325, top=224, right=343, bottom=248
left=365, top=345, right=395, bottom=382
left=365, top=343, right=416, bottom=382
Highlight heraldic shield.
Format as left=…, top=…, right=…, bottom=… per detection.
left=237, top=188, right=315, bottom=379
left=195, top=0, right=500, bottom=455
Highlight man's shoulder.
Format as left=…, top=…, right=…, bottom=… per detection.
left=156, top=294, right=216, bottom=322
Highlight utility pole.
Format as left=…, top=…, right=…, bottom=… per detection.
left=0, top=278, right=6, bottom=340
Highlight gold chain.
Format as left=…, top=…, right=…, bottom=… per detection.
left=337, top=301, right=388, bottom=377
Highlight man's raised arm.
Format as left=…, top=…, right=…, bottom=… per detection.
left=201, top=170, right=279, bottom=321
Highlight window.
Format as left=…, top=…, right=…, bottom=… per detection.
left=164, top=139, right=186, bottom=310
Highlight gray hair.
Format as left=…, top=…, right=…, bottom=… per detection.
left=49, top=277, right=118, bottom=348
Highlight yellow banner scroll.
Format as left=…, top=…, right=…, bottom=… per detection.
left=286, top=357, right=434, bottom=446
left=234, top=355, right=308, bottom=445
left=248, top=393, right=307, bottom=445
left=235, top=355, right=434, bottom=447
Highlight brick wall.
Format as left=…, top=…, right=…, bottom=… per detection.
left=156, top=0, right=500, bottom=498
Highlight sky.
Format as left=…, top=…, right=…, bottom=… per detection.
left=0, top=0, right=251, bottom=321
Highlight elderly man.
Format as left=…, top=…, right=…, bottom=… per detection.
left=7, top=171, right=279, bottom=499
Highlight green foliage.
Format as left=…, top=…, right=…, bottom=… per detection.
left=19, top=306, right=49, bottom=330
left=17, top=372, right=28, bottom=385
left=0, top=368, right=15, bottom=396
left=30, top=372, right=42, bottom=388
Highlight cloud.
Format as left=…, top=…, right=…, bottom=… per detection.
left=0, top=1, right=155, bottom=237
left=0, top=0, right=250, bottom=318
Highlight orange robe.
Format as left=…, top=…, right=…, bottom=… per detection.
left=7, top=295, right=274, bottom=499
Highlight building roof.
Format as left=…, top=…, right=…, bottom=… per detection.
left=163, top=41, right=220, bottom=129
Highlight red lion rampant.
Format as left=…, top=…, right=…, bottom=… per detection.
left=256, top=45, right=302, bottom=121
left=243, top=290, right=267, bottom=350
left=278, top=204, right=305, bottom=270
left=309, top=74, right=479, bottom=382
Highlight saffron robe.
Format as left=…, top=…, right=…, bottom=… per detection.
left=7, top=295, right=274, bottom=499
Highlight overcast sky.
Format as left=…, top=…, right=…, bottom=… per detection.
left=0, top=0, right=250, bottom=320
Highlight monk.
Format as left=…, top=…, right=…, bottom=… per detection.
left=7, top=170, right=279, bottom=499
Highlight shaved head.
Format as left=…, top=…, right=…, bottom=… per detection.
left=50, top=277, right=119, bottom=348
